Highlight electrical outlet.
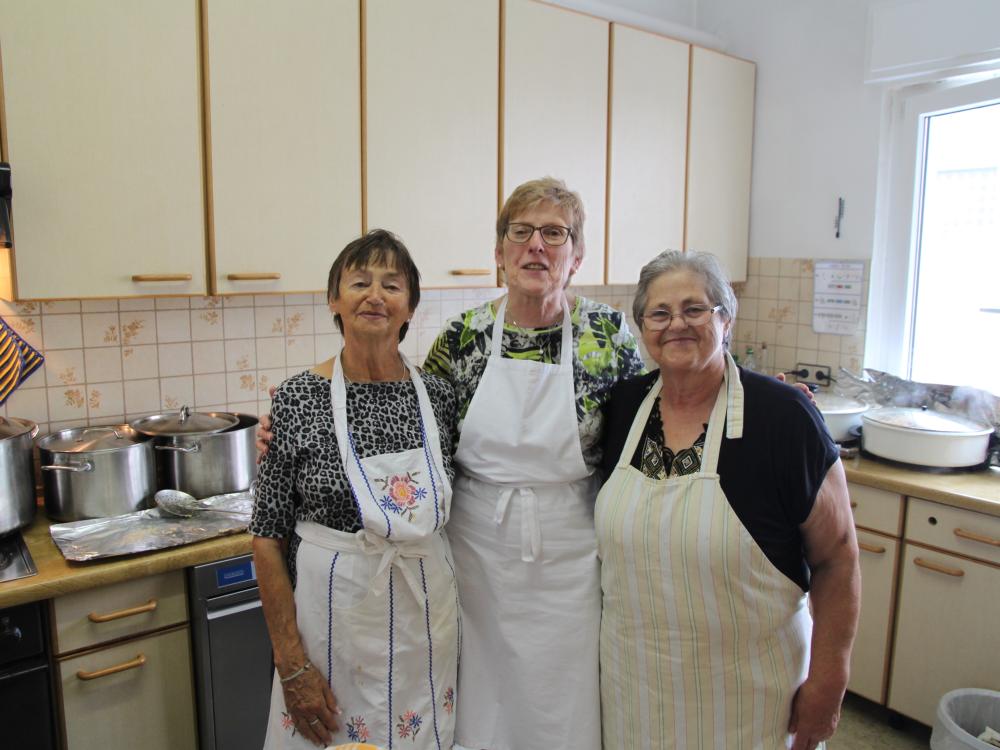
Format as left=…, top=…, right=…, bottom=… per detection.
left=792, top=363, right=831, bottom=387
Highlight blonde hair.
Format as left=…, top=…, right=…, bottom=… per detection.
left=495, top=177, right=586, bottom=257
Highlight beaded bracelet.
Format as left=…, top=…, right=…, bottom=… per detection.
left=279, top=660, right=312, bottom=684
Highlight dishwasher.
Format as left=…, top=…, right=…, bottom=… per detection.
left=188, top=554, right=273, bottom=750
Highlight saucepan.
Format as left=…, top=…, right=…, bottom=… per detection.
left=862, top=407, right=995, bottom=468
left=0, top=416, right=39, bottom=535
left=813, top=392, right=869, bottom=443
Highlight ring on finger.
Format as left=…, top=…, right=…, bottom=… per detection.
left=308, top=718, right=321, bottom=726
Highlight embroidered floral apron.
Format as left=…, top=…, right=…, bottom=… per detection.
left=595, top=354, right=816, bottom=750
left=448, top=297, right=602, bottom=750
left=262, top=353, right=459, bottom=750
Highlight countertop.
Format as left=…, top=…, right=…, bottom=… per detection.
left=0, top=512, right=252, bottom=609
left=843, top=456, right=1000, bottom=516
left=2, top=458, right=997, bottom=610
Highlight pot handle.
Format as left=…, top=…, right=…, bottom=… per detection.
left=155, top=443, right=201, bottom=453
left=41, top=462, right=94, bottom=472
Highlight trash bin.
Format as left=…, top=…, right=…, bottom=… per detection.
left=931, top=689, right=1000, bottom=750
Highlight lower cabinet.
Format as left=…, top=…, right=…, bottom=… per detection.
left=888, top=541, right=1000, bottom=726
left=58, top=626, right=197, bottom=750
left=847, top=530, right=898, bottom=704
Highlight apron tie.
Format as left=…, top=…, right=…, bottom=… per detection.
left=355, top=529, right=430, bottom=604
left=494, top=487, right=542, bottom=562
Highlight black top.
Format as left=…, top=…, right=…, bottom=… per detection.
left=600, top=367, right=839, bottom=591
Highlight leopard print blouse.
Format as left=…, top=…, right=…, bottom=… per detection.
left=249, top=369, right=458, bottom=581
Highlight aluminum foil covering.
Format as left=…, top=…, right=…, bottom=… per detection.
left=49, top=492, right=252, bottom=561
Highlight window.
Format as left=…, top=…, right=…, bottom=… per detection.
left=867, top=75, right=1000, bottom=396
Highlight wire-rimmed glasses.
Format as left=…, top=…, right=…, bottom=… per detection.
left=504, top=223, right=573, bottom=246
left=639, top=304, right=723, bottom=331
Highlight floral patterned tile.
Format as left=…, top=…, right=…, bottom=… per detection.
left=86, top=382, right=124, bottom=420
left=84, top=347, right=123, bottom=383
left=44, top=349, right=85, bottom=386
left=160, top=376, right=194, bottom=410
left=47, top=385, right=88, bottom=422
left=82, top=312, right=120, bottom=348
left=122, top=344, right=160, bottom=380
left=41, top=314, right=84, bottom=350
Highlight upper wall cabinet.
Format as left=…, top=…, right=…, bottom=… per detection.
left=0, top=0, right=206, bottom=299
left=503, top=0, right=608, bottom=286
left=685, top=47, right=756, bottom=282
left=366, top=0, right=499, bottom=287
left=205, top=0, right=361, bottom=295
left=606, top=24, right=688, bottom=285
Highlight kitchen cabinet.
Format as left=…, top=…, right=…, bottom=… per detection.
left=685, top=46, right=755, bottom=283
left=52, top=570, right=197, bottom=750
left=503, top=0, right=608, bottom=285
left=0, top=0, right=206, bottom=299
left=365, top=0, right=499, bottom=287
left=887, top=499, right=1000, bottom=726
left=205, top=0, right=361, bottom=295
left=606, top=24, right=688, bottom=284
left=845, top=482, right=903, bottom=704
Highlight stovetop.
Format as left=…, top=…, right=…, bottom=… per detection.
left=0, top=531, right=37, bottom=584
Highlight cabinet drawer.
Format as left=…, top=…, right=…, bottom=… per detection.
left=848, top=531, right=898, bottom=704
left=59, top=625, right=196, bottom=750
left=53, top=571, right=188, bottom=655
left=906, top=498, right=1000, bottom=565
left=888, top=544, right=1000, bottom=726
left=847, top=483, right=903, bottom=536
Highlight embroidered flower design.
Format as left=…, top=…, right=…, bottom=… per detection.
left=396, top=710, right=422, bottom=740
left=443, top=686, right=455, bottom=714
left=280, top=711, right=297, bottom=736
left=346, top=715, right=370, bottom=742
left=375, top=472, right=426, bottom=520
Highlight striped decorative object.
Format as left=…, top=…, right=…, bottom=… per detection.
left=0, top=316, right=43, bottom=405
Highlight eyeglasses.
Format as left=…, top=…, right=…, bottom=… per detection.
left=504, top=223, right=573, bottom=246
left=639, top=304, right=723, bottom=331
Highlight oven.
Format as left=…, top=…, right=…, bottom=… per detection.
left=0, top=600, right=59, bottom=749
left=188, top=554, right=273, bottom=750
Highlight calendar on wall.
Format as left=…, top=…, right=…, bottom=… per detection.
left=813, top=260, right=864, bottom=334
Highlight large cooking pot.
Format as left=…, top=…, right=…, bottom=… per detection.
left=38, top=425, right=156, bottom=521
left=862, top=407, right=995, bottom=468
left=0, top=416, right=39, bottom=535
left=130, top=410, right=258, bottom=499
left=813, top=392, right=869, bottom=443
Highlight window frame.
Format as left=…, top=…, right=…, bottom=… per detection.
left=865, top=73, right=1000, bottom=376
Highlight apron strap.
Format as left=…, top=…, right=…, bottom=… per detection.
left=493, top=486, right=541, bottom=562
left=492, top=296, right=574, bottom=371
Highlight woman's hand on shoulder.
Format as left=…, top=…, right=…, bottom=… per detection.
left=255, top=385, right=278, bottom=463
left=776, top=371, right=816, bottom=404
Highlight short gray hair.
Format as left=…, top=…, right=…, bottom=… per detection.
left=632, top=250, right=738, bottom=343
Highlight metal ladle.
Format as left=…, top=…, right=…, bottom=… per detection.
left=154, top=488, right=247, bottom=518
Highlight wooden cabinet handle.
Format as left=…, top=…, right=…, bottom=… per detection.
left=858, top=541, right=886, bottom=554
left=449, top=269, right=492, bottom=276
left=914, top=557, right=964, bottom=577
left=226, top=272, right=281, bottom=281
left=87, top=599, right=157, bottom=623
left=954, top=528, right=1000, bottom=547
left=76, top=654, right=146, bottom=681
left=131, top=274, right=192, bottom=282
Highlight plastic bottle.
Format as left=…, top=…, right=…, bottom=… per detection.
left=743, top=346, right=759, bottom=373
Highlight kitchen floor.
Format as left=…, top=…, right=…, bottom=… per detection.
left=831, top=693, right=932, bottom=749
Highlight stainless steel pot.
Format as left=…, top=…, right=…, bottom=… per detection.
left=138, top=413, right=258, bottom=499
left=862, top=407, right=995, bottom=468
left=0, top=416, right=39, bottom=535
left=814, top=392, right=869, bottom=443
left=38, top=426, right=156, bottom=521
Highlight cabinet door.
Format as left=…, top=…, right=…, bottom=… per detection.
left=888, top=544, right=1000, bottom=725
left=366, top=0, right=498, bottom=288
left=206, top=0, right=361, bottom=295
left=59, top=626, right=197, bottom=750
left=606, top=25, right=687, bottom=284
left=848, top=530, right=898, bottom=704
left=0, top=0, right=206, bottom=299
left=503, top=0, right=608, bottom=285
left=847, top=482, right=903, bottom=537
left=686, top=46, right=755, bottom=282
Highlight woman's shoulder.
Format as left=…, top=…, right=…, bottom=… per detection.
left=576, top=296, right=626, bottom=324
left=439, top=299, right=496, bottom=335
left=608, top=370, right=659, bottom=404
left=417, top=368, right=456, bottom=398
left=273, top=370, right=328, bottom=404
left=739, top=368, right=813, bottom=410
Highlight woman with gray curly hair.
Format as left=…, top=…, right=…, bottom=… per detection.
left=598, top=250, right=860, bottom=750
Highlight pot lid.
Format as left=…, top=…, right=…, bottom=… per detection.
left=813, top=392, right=869, bottom=415
left=38, top=425, right=148, bottom=453
left=0, top=416, right=35, bottom=440
left=130, top=406, right=238, bottom=437
left=862, top=407, right=994, bottom=435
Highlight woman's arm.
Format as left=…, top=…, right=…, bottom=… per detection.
left=254, top=536, right=341, bottom=746
left=789, top=459, right=860, bottom=750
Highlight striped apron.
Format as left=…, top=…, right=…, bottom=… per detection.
left=595, top=354, right=815, bottom=749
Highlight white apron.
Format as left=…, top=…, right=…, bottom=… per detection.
left=595, top=353, right=816, bottom=750
left=263, top=353, right=459, bottom=750
left=448, top=297, right=602, bottom=750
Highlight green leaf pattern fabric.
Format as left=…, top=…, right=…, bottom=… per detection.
left=422, top=296, right=646, bottom=466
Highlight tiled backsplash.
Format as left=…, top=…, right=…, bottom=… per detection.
left=0, top=257, right=867, bottom=434
left=0, top=286, right=637, bottom=435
